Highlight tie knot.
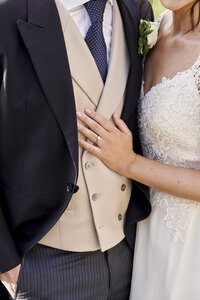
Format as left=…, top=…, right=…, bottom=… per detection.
left=84, top=0, right=107, bottom=24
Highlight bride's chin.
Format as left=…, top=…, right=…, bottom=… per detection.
left=160, top=0, right=197, bottom=11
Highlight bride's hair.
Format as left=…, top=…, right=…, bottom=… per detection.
left=190, top=0, right=200, bottom=29
left=140, top=0, right=200, bottom=30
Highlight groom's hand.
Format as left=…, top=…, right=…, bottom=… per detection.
left=0, top=264, right=21, bottom=298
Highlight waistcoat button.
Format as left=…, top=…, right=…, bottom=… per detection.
left=118, top=214, right=122, bottom=221
left=121, top=184, right=126, bottom=191
left=92, top=194, right=99, bottom=201
left=85, top=162, right=93, bottom=169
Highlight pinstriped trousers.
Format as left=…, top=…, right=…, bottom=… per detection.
left=13, top=239, right=133, bottom=300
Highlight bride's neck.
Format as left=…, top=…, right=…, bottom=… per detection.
left=171, top=2, right=200, bottom=34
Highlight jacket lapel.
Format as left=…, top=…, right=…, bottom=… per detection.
left=17, top=0, right=78, bottom=168
left=117, top=0, right=143, bottom=123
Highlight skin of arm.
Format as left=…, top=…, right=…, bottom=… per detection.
left=77, top=109, right=200, bottom=202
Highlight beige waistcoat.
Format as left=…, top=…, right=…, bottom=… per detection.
left=39, top=0, right=132, bottom=252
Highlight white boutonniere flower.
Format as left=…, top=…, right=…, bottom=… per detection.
left=138, top=20, right=159, bottom=56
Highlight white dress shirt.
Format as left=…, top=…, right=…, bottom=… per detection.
left=61, top=0, right=113, bottom=63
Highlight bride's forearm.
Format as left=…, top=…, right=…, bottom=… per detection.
left=125, top=154, right=200, bottom=202
left=76, top=110, right=200, bottom=202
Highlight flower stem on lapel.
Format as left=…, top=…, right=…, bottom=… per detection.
left=138, top=20, right=159, bottom=56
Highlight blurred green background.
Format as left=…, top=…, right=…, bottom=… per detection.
left=152, top=1, right=166, bottom=19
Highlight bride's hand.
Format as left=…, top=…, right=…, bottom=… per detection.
left=77, top=109, right=136, bottom=176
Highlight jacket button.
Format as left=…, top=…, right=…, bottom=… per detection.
left=85, top=162, right=93, bottom=169
left=118, top=214, right=123, bottom=221
left=92, top=194, right=99, bottom=201
left=121, top=184, right=126, bottom=191
left=66, top=184, right=73, bottom=193
left=73, top=185, right=79, bottom=193
left=67, top=184, right=79, bottom=193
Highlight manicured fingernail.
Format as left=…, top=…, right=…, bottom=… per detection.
left=85, top=108, right=91, bottom=114
left=114, top=113, right=119, bottom=118
left=77, top=123, right=80, bottom=127
left=76, top=111, right=82, bottom=117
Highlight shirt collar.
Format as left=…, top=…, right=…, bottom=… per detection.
left=62, top=0, right=113, bottom=12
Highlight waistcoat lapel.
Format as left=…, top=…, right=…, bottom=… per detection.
left=56, top=0, right=104, bottom=107
left=96, top=0, right=130, bottom=120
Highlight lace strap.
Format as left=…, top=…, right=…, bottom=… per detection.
left=192, top=56, right=200, bottom=91
left=156, top=10, right=168, bottom=25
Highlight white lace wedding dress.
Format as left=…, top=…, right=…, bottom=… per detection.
left=129, top=14, right=200, bottom=300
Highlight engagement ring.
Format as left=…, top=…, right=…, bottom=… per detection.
left=96, top=135, right=102, bottom=145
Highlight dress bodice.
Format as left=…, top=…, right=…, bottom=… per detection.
left=139, top=57, right=200, bottom=170
left=138, top=48, right=200, bottom=244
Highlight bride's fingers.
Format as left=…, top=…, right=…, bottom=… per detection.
left=113, top=113, right=132, bottom=135
left=84, top=109, right=116, bottom=132
left=77, top=123, right=103, bottom=146
left=78, top=138, right=102, bottom=157
left=77, top=111, right=107, bottom=137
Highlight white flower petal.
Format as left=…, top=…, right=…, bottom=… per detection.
left=147, top=22, right=159, bottom=48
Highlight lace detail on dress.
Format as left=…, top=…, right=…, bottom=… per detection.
left=150, top=189, right=199, bottom=243
left=193, top=57, right=200, bottom=91
left=156, top=10, right=168, bottom=24
left=139, top=42, right=200, bottom=243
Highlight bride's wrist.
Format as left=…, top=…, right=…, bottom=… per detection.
left=122, top=152, right=137, bottom=178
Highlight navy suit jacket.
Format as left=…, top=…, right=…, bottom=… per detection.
left=0, top=1, right=153, bottom=295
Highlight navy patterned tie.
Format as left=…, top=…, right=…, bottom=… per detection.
left=84, top=0, right=108, bottom=83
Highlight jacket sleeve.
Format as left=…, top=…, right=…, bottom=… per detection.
left=0, top=20, right=21, bottom=274
left=0, top=207, right=21, bottom=274
left=0, top=281, right=9, bottom=299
